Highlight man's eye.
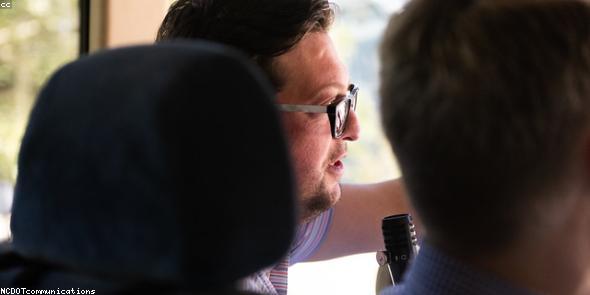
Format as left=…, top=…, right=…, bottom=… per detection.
left=329, top=95, right=345, bottom=105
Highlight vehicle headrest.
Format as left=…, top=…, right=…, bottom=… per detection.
left=10, top=41, right=296, bottom=290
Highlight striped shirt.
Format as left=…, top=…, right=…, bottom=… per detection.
left=240, top=208, right=333, bottom=294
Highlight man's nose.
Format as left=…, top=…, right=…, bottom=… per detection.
left=340, top=109, right=360, bottom=141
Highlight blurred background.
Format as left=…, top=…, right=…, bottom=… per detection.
left=0, top=0, right=79, bottom=239
left=0, top=0, right=406, bottom=293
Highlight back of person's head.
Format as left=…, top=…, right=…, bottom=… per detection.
left=156, top=0, right=334, bottom=90
left=380, top=0, right=590, bottom=255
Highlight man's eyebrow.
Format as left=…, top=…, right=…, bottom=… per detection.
left=311, top=83, right=349, bottom=105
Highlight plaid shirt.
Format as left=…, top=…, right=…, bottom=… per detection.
left=240, top=208, right=333, bottom=294
left=380, top=243, right=538, bottom=295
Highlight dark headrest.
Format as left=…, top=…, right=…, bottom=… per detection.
left=10, top=41, right=295, bottom=290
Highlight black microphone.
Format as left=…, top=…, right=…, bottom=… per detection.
left=376, top=214, right=418, bottom=285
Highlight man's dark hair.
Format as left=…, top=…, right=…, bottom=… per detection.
left=156, top=0, right=334, bottom=90
left=380, top=0, right=590, bottom=255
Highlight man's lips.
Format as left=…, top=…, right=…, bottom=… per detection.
left=331, top=160, right=344, bottom=170
left=328, top=155, right=346, bottom=175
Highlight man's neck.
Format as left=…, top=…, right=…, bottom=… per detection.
left=468, top=198, right=590, bottom=295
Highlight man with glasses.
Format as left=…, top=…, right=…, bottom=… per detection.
left=157, top=0, right=410, bottom=293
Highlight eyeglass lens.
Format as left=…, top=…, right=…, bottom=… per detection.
left=332, top=85, right=357, bottom=138
left=334, top=98, right=352, bottom=138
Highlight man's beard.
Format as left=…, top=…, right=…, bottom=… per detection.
left=297, top=143, right=346, bottom=223
left=298, top=181, right=339, bottom=223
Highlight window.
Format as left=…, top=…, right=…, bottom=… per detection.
left=0, top=0, right=79, bottom=240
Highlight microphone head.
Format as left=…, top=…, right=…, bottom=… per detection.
left=381, top=214, right=418, bottom=283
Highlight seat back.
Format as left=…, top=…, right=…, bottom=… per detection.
left=4, top=41, right=295, bottom=293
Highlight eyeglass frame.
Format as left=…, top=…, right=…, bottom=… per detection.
left=277, top=84, right=358, bottom=139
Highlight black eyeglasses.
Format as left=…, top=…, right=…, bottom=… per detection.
left=277, top=84, right=358, bottom=139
